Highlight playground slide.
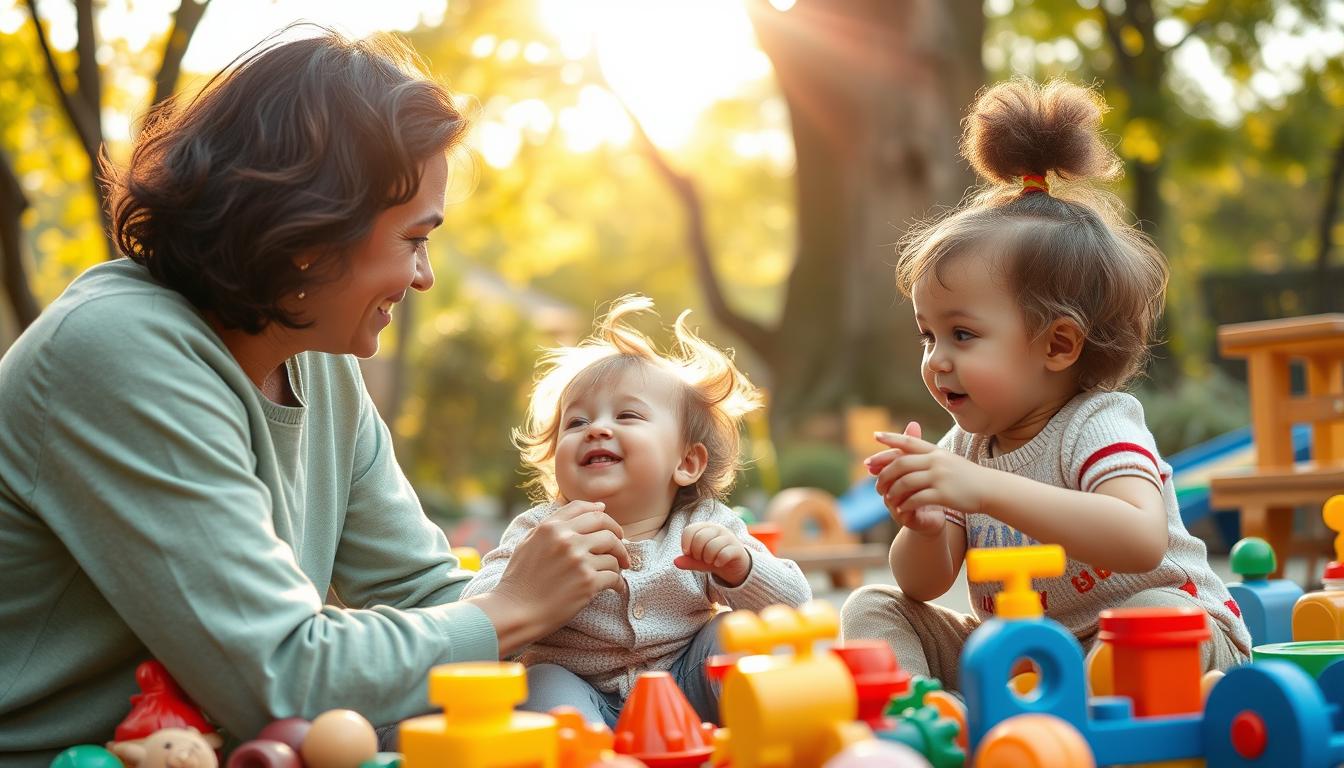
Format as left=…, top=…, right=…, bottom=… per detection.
left=838, top=424, right=1313, bottom=539
left=837, top=476, right=888, bottom=533
left=1169, top=423, right=1311, bottom=528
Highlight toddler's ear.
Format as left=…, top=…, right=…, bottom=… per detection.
left=1043, top=317, right=1085, bottom=372
left=674, top=443, right=709, bottom=487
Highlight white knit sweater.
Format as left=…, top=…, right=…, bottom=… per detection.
left=940, top=391, right=1252, bottom=656
left=461, top=499, right=812, bottom=697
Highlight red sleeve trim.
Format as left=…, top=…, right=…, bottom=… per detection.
left=1077, top=442, right=1162, bottom=489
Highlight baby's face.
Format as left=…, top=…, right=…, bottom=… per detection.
left=553, top=364, right=690, bottom=511
left=912, top=252, right=1052, bottom=437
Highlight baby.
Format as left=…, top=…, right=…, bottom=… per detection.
left=841, top=79, right=1251, bottom=688
left=462, top=295, right=811, bottom=726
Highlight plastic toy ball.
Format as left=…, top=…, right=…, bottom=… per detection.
left=50, top=745, right=124, bottom=768
left=300, top=710, right=378, bottom=768
left=823, top=740, right=933, bottom=767
left=256, top=718, right=311, bottom=754
left=973, top=714, right=1094, bottom=768
left=225, top=740, right=301, bottom=768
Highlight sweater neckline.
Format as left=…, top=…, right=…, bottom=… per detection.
left=969, top=393, right=1089, bottom=472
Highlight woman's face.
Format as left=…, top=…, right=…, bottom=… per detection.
left=300, top=152, right=447, bottom=358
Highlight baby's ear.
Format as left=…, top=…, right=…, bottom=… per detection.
left=674, top=443, right=709, bottom=487
left=1042, top=317, right=1085, bottom=372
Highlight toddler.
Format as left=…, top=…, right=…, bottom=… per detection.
left=462, top=295, right=811, bottom=726
left=840, top=79, right=1251, bottom=689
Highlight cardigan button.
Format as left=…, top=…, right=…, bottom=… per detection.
left=633, top=603, right=645, bottom=619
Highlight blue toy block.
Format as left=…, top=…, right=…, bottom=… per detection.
left=1202, top=660, right=1344, bottom=767
left=961, top=617, right=1204, bottom=765
left=1228, top=578, right=1304, bottom=646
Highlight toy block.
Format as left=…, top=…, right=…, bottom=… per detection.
left=965, top=546, right=1065, bottom=619
left=829, top=641, right=911, bottom=728
left=612, top=671, right=714, bottom=767
left=400, top=662, right=557, bottom=768
left=1096, top=607, right=1209, bottom=718
left=1294, top=496, right=1344, bottom=641
left=715, top=602, right=871, bottom=768
left=1227, top=537, right=1303, bottom=646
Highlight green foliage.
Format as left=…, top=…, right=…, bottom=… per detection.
left=775, top=441, right=853, bottom=498
left=1133, top=367, right=1250, bottom=456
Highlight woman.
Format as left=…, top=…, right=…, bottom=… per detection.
left=0, top=28, right=629, bottom=760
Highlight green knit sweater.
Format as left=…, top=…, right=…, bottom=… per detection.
left=0, top=260, right=496, bottom=762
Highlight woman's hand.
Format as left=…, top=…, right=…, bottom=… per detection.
left=674, top=522, right=752, bottom=587
left=865, top=422, right=981, bottom=536
left=472, top=501, right=629, bottom=655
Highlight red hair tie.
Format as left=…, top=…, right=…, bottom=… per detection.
left=1021, top=174, right=1049, bottom=194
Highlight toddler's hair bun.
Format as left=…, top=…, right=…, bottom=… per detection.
left=962, top=78, right=1121, bottom=186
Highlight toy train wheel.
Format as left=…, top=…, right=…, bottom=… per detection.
left=1202, top=661, right=1333, bottom=767
left=971, top=713, right=1094, bottom=768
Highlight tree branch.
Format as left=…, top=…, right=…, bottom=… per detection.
left=25, top=0, right=101, bottom=160
left=1168, top=19, right=1209, bottom=54
left=1316, top=126, right=1344, bottom=274
left=1099, top=8, right=1137, bottom=89
left=74, top=0, right=101, bottom=137
left=601, top=84, right=775, bottom=360
left=152, top=0, right=211, bottom=108
left=0, top=150, right=40, bottom=329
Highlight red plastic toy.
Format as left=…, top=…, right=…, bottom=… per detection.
left=113, top=661, right=220, bottom=748
left=612, top=671, right=715, bottom=767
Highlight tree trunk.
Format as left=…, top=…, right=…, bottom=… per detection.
left=0, top=150, right=40, bottom=331
left=1316, top=127, right=1344, bottom=312
left=747, top=0, right=982, bottom=431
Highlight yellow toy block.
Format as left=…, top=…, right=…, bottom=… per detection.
left=714, top=602, right=872, bottom=768
left=966, top=545, right=1066, bottom=619
left=451, top=546, right=482, bottom=572
left=1293, top=496, right=1344, bottom=641
left=400, top=662, right=557, bottom=768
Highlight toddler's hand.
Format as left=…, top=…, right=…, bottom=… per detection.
left=674, top=521, right=752, bottom=587
left=865, top=422, right=982, bottom=535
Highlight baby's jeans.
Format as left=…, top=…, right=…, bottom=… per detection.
left=520, top=615, right=724, bottom=727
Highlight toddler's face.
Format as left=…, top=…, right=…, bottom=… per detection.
left=553, top=364, right=691, bottom=510
left=911, top=253, right=1053, bottom=437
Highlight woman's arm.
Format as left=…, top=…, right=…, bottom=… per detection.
left=26, top=308, right=499, bottom=739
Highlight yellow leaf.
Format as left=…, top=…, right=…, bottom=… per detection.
left=1120, top=25, right=1144, bottom=57
left=1120, top=119, right=1162, bottom=164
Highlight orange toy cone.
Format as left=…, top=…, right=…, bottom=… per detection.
left=613, top=672, right=715, bottom=768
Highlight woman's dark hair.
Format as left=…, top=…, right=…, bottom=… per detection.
left=104, top=25, right=469, bottom=333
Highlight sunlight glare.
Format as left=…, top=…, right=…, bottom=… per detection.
left=537, top=0, right=772, bottom=149
left=558, top=85, right=632, bottom=153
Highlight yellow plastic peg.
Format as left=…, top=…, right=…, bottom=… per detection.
left=966, top=545, right=1066, bottom=619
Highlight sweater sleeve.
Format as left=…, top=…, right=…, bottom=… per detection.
left=458, top=506, right=548, bottom=601
left=706, top=505, right=813, bottom=610
left=332, top=360, right=477, bottom=609
left=26, top=304, right=495, bottom=738
left=1061, top=393, right=1166, bottom=493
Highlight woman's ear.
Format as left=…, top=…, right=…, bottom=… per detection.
left=674, top=443, right=709, bottom=487
left=1043, top=317, right=1085, bottom=372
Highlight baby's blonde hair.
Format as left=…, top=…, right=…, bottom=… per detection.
left=897, top=78, right=1168, bottom=391
left=515, top=295, right=762, bottom=512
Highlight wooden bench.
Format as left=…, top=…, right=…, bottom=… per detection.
left=1209, top=314, right=1344, bottom=578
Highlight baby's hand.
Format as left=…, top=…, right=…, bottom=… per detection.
left=674, top=521, right=752, bottom=587
left=865, top=422, right=981, bottom=536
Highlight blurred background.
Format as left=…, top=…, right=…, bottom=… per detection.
left=2, top=0, right=1343, bottom=552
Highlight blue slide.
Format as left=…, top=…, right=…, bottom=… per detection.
left=837, top=476, right=888, bottom=533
